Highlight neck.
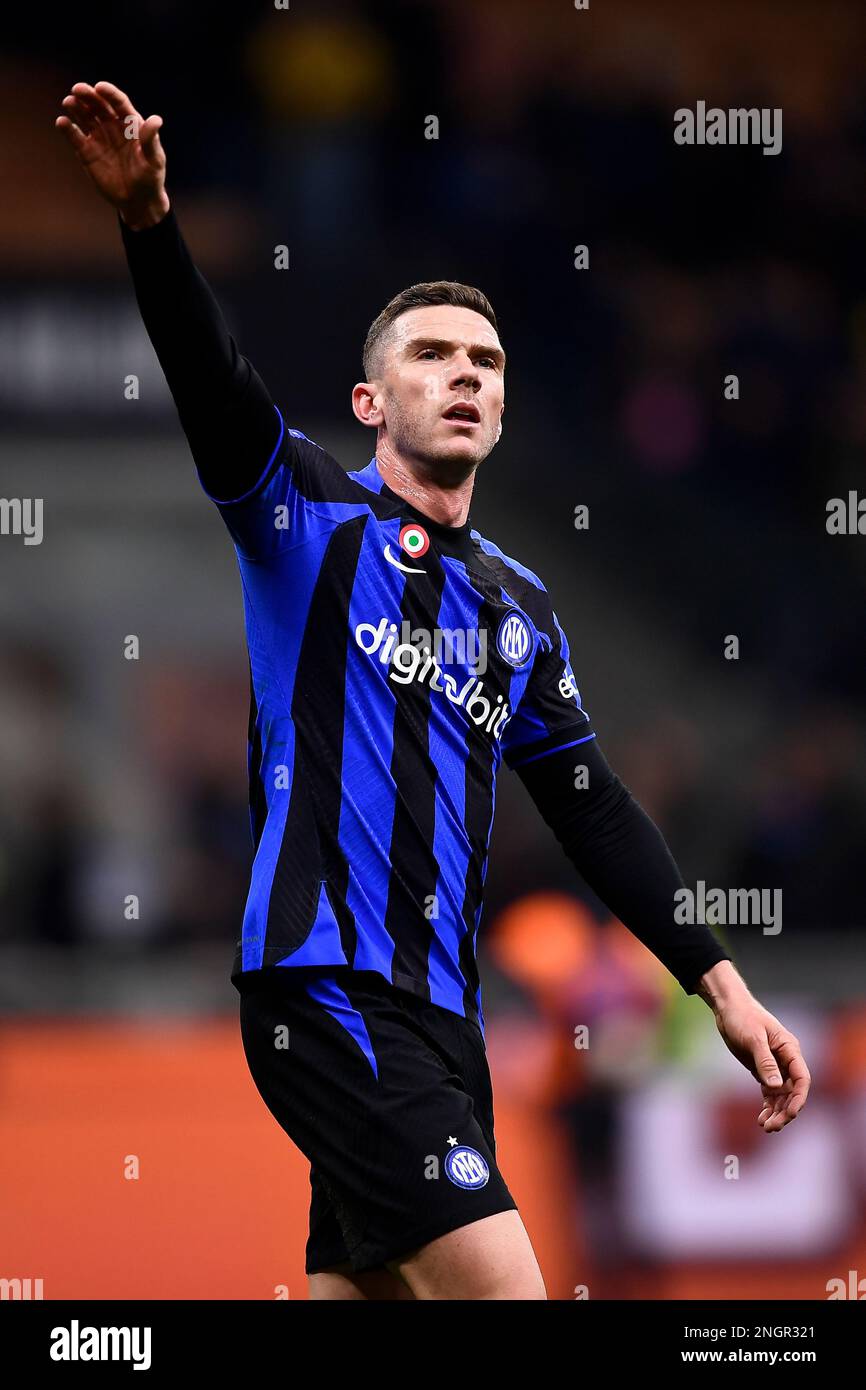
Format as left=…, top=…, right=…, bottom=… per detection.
left=374, top=438, right=476, bottom=528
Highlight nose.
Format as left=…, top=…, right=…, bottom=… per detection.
left=448, top=351, right=482, bottom=392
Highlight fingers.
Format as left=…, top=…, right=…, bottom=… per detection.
left=59, top=92, right=97, bottom=137
left=69, top=82, right=116, bottom=128
left=756, top=1089, right=795, bottom=1134
left=55, top=115, right=89, bottom=155
left=753, top=1044, right=783, bottom=1089
left=755, top=1035, right=811, bottom=1131
left=58, top=82, right=135, bottom=144
left=139, top=114, right=164, bottom=158
left=780, top=1046, right=811, bottom=1119
left=77, top=82, right=117, bottom=121
left=93, top=81, right=136, bottom=117
left=756, top=1089, right=783, bottom=1123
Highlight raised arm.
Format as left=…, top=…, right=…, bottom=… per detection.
left=56, top=81, right=278, bottom=498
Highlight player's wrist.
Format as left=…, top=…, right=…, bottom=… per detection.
left=119, top=190, right=170, bottom=231
left=696, top=959, right=751, bottom=1013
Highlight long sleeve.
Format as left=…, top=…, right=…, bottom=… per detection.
left=119, top=207, right=280, bottom=499
left=515, top=736, right=731, bottom=994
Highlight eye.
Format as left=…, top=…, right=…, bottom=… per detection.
left=478, top=357, right=497, bottom=369
left=418, top=348, right=440, bottom=360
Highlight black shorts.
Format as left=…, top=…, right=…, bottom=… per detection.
left=237, top=965, right=517, bottom=1274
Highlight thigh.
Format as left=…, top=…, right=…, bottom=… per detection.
left=390, top=1209, right=547, bottom=1300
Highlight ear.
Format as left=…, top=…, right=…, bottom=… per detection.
left=352, top=382, right=383, bottom=428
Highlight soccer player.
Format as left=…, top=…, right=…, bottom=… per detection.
left=57, top=82, right=811, bottom=1301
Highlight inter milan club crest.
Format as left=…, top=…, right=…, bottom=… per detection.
left=399, top=522, right=430, bottom=559
left=495, top=608, right=533, bottom=669
left=444, top=1144, right=490, bottom=1190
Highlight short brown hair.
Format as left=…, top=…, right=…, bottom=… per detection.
left=363, top=280, right=499, bottom=380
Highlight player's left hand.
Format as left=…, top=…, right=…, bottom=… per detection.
left=711, top=995, right=811, bottom=1132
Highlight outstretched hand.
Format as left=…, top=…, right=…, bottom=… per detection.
left=56, top=81, right=169, bottom=229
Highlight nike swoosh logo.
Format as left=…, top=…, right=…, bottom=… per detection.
left=383, top=543, right=425, bottom=574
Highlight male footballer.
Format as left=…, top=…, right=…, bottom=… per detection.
left=57, top=82, right=811, bottom=1301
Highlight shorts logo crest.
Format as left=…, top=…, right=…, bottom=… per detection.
left=444, top=1145, right=490, bottom=1190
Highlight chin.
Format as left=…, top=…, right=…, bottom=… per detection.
left=434, top=437, right=492, bottom=469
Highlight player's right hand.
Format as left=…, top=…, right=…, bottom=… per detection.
left=55, top=81, right=170, bottom=230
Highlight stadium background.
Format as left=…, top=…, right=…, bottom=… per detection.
left=1, top=0, right=865, bottom=1300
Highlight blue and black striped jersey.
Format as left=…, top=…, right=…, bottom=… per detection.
left=208, top=410, right=595, bottom=1029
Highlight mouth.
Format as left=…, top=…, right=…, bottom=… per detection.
left=442, top=402, right=481, bottom=427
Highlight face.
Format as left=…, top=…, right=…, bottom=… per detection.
left=354, top=304, right=505, bottom=475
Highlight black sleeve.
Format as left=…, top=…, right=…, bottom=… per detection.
left=119, top=208, right=280, bottom=499
left=515, top=737, right=732, bottom=995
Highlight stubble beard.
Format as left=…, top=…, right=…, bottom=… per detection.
left=385, top=395, right=492, bottom=485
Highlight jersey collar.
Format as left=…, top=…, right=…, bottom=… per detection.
left=353, top=455, right=477, bottom=563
